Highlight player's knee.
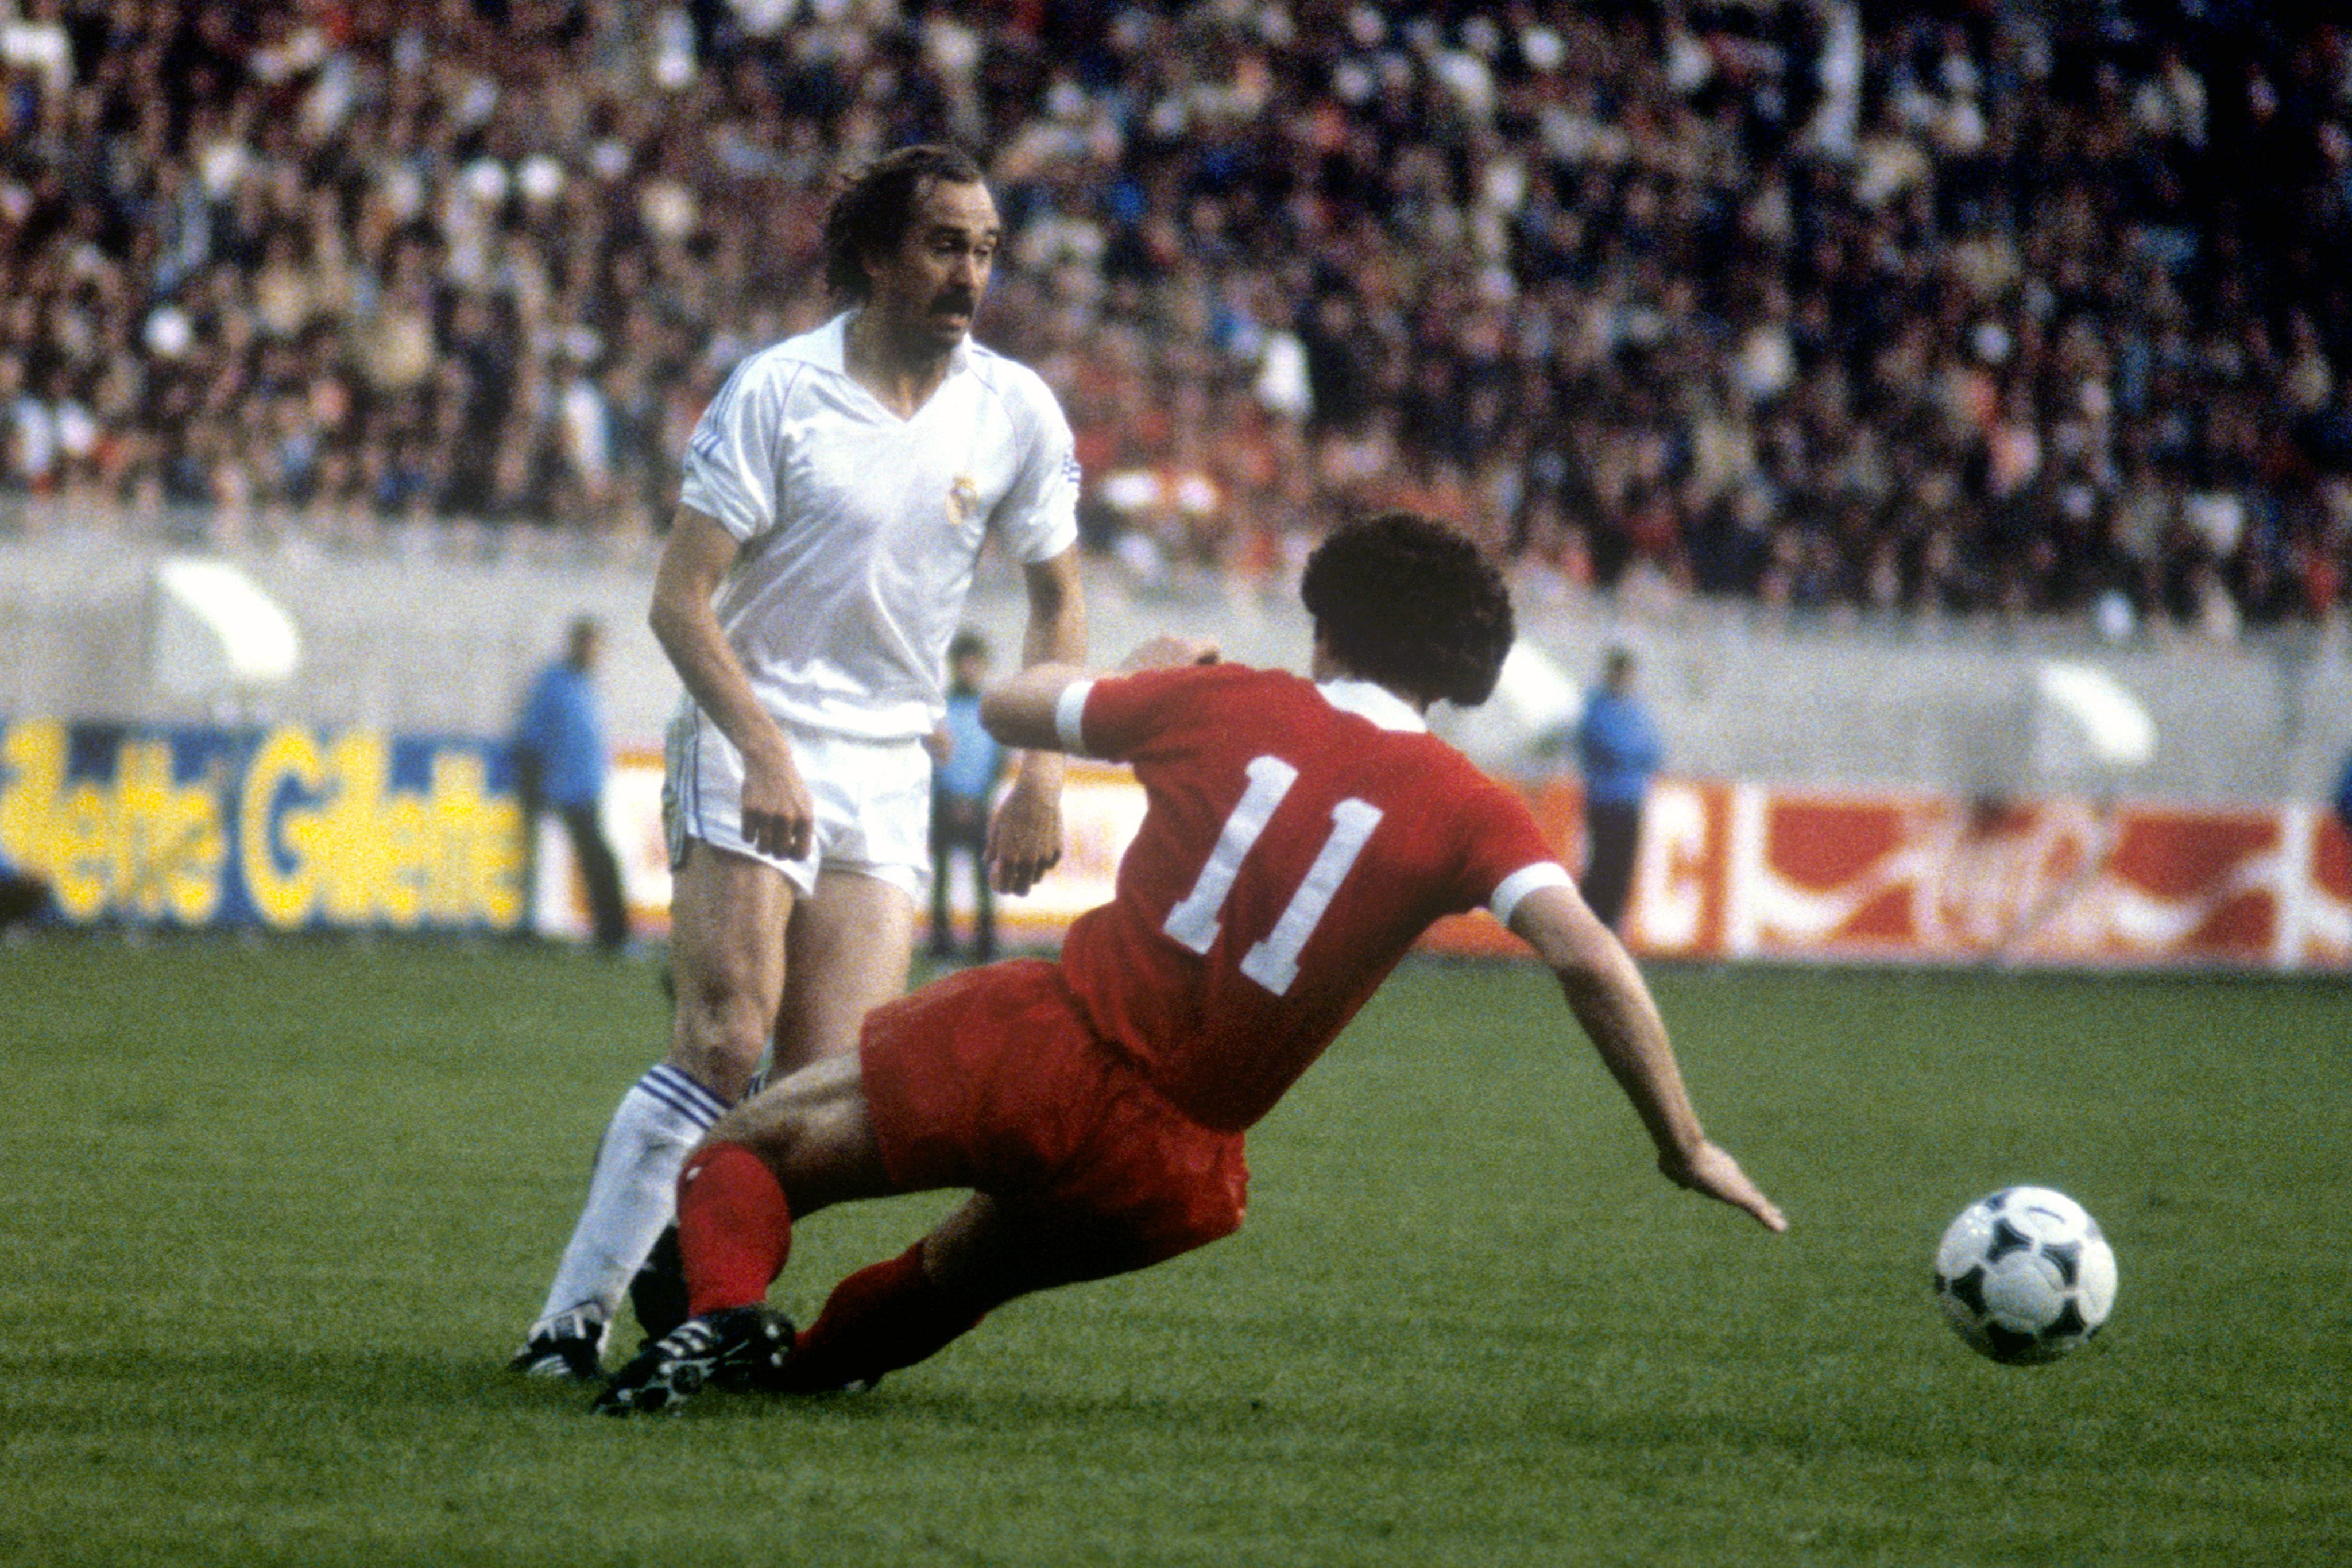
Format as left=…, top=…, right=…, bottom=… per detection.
left=667, top=990, right=769, bottom=1100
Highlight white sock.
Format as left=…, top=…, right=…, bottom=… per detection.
left=531, top=1063, right=729, bottom=1329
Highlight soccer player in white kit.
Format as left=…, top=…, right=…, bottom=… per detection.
left=514, top=145, right=1087, bottom=1378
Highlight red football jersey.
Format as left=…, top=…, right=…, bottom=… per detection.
left=1057, top=663, right=1566, bottom=1132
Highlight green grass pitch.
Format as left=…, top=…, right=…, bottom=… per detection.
left=2, top=934, right=2346, bottom=1566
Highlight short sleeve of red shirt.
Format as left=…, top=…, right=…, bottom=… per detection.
left=1448, top=762, right=1568, bottom=921
left=1057, top=665, right=1200, bottom=761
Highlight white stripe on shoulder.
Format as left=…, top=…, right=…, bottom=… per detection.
left=1490, top=862, right=1572, bottom=926
left=1054, top=679, right=1097, bottom=753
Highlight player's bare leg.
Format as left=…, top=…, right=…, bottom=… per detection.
left=628, top=874, right=911, bottom=1345
left=667, top=842, right=795, bottom=1101
left=600, top=1069, right=1207, bottom=1410
left=706, top=1051, right=899, bottom=1212
left=771, top=869, right=918, bottom=1075
left=517, top=843, right=787, bottom=1377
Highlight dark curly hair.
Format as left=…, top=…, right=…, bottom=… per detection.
left=1300, top=512, right=1515, bottom=708
left=821, top=144, right=988, bottom=303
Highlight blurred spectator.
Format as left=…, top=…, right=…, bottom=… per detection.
left=0, top=0, right=2347, bottom=638
left=513, top=614, right=628, bottom=953
left=925, top=628, right=1005, bottom=964
left=1574, top=645, right=1662, bottom=933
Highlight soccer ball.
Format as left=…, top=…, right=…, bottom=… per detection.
left=1933, top=1186, right=2117, bottom=1365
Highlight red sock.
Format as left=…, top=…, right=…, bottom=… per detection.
left=676, top=1141, right=792, bottom=1317
left=780, top=1242, right=986, bottom=1393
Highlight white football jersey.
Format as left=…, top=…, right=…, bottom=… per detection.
left=678, top=312, right=1080, bottom=740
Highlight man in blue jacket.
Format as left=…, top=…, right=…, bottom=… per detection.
left=514, top=617, right=630, bottom=952
left=1575, top=647, right=1662, bottom=934
left=926, top=630, right=1008, bottom=962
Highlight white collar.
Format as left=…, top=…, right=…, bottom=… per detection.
left=800, top=309, right=972, bottom=377
left=775, top=311, right=852, bottom=371
left=1318, top=678, right=1427, bottom=733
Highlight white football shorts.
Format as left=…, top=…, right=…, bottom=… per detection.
left=663, top=706, right=931, bottom=900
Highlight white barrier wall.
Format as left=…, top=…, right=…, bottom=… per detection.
left=4, top=505, right=2352, bottom=807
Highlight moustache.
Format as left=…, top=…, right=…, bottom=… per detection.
left=934, top=293, right=977, bottom=316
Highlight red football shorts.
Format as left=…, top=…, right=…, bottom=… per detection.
left=859, top=959, right=1249, bottom=1276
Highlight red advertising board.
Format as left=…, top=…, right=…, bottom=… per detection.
left=572, top=759, right=2352, bottom=972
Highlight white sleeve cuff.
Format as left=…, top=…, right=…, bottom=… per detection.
left=1489, top=862, right=1572, bottom=927
left=676, top=471, right=761, bottom=540
left=1054, top=679, right=1096, bottom=754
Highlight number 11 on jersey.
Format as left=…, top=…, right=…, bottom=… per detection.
left=1162, top=755, right=1384, bottom=996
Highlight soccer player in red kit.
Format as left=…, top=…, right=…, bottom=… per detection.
left=593, top=512, right=1785, bottom=1415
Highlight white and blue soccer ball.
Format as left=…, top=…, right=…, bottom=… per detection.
left=1933, top=1186, right=2117, bottom=1365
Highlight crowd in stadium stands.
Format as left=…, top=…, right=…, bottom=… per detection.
left=2, top=1, right=2350, bottom=636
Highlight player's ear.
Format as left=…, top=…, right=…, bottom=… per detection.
left=857, top=231, right=896, bottom=293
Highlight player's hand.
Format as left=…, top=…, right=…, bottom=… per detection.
left=738, top=741, right=815, bottom=863
left=1660, top=1140, right=1787, bottom=1233
left=985, top=769, right=1063, bottom=895
left=1121, top=636, right=1220, bottom=671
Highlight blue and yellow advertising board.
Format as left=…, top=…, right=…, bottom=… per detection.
left=0, top=717, right=525, bottom=932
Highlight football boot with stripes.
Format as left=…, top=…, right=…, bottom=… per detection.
left=590, top=1306, right=795, bottom=1416
left=509, top=1307, right=608, bottom=1381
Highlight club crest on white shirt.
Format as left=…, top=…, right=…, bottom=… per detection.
left=947, top=474, right=981, bottom=523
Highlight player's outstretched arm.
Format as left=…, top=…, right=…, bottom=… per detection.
left=979, top=662, right=1087, bottom=752
left=1507, top=882, right=1787, bottom=1233
left=979, top=636, right=1220, bottom=753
